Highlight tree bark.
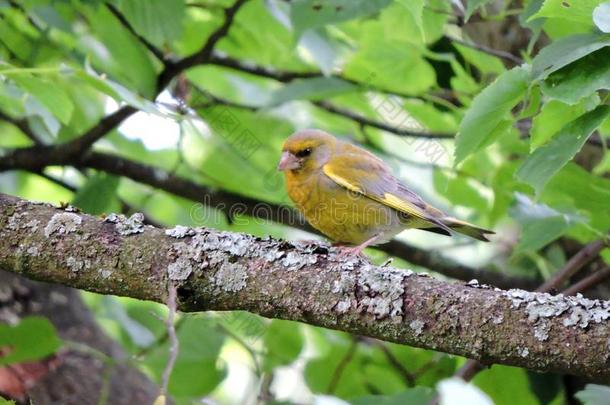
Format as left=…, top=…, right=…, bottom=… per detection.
left=0, top=270, right=161, bottom=404
left=1, top=193, right=609, bottom=381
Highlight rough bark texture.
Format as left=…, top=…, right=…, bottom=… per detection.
left=0, top=271, right=161, bottom=404
left=1, top=193, right=609, bottom=381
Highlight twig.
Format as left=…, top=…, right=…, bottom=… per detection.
left=326, top=339, right=358, bottom=394
left=313, top=100, right=454, bottom=139
left=157, top=0, right=250, bottom=90
left=208, top=53, right=459, bottom=108
left=0, top=110, right=43, bottom=144
left=160, top=283, right=179, bottom=401
left=258, top=372, right=274, bottom=404
left=375, top=341, right=416, bottom=387
left=562, top=266, right=610, bottom=296
left=537, top=239, right=608, bottom=293
left=216, top=322, right=262, bottom=375
left=106, top=3, right=167, bottom=63
left=446, top=35, right=524, bottom=65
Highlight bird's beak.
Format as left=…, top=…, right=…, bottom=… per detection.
left=277, top=151, right=300, bottom=171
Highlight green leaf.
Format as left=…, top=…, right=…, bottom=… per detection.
left=575, top=384, right=610, bottom=405
left=510, top=194, right=576, bottom=254
left=541, top=46, right=610, bottom=104
left=529, top=0, right=604, bottom=27
left=72, top=173, right=121, bottom=214
left=12, top=75, right=74, bottom=125
left=594, top=3, right=610, bottom=32
left=350, top=387, right=434, bottom=405
left=543, top=163, right=610, bottom=234
left=530, top=97, right=596, bottom=151
left=473, top=365, right=541, bottom=405
left=531, top=32, right=610, bottom=81
left=396, top=0, right=425, bottom=41
left=142, top=316, right=226, bottom=398
left=433, top=169, right=491, bottom=212
left=465, top=0, right=495, bottom=21
left=344, top=33, right=436, bottom=95
left=263, top=320, right=304, bottom=370
left=77, top=64, right=171, bottom=117
left=289, top=0, right=392, bottom=36
left=454, top=65, right=530, bottom=165
left=521, top=0, right=546, bottom=31
left=269, top=77, right=356, bottom=106
left=516, top=105, right=610, bottom=194
left=0, top=398, right=16, bottom=405
left=114, top=0, right=186, bottom=46
left=0, top=316, right=62, bottom=366
left=79, top=3, right=158, bottom=97
left=454, top=43, right=506, bottom=75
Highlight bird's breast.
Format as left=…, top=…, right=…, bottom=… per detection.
left=285, top=171, right=405, bottom=244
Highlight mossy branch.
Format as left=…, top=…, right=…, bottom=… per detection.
left=1, top=193, right=609, bottom=381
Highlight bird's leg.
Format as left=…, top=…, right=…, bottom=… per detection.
left=334, top=234, right=382, bottom=257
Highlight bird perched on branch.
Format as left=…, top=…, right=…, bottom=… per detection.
left=277, top=129, right=494, bottom=255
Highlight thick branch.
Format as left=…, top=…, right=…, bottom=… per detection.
left=1, top=194, right=609, bottom=381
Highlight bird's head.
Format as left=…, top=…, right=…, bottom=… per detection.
left=278, top=129, right=336, bottom=172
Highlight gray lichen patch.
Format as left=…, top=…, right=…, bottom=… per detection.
left=26, top=246, right=39, bottom=257
left=212, top=262, right=248, bottom=292
left=24, top=219, right=40, bottom=232
left=44, top=212, right=82, bottom=237
left=7, top=212, right=26, bottom=230
left=105, top=213, right=145, bottom=235
left=333, top=271, right=357, bottom=294
left=66, top=256, right=92, bottom=273
left=165, top=225, right=195, bottom=238
left=409, top=319, right=425, bottom=336
left=358, top=264, right=408, bottom=318
left=280, top=251, right=317, bottom=270
left=99, top=269, right=113, bottom=279
left=168, top=257, right=194, bottom=281
left=517, top=346, right=529, bottom=358
left=505, top=289, right=610, bottom=329
left=534, top=322, right=550, bottom=342
left=335, top=299, right=352, bottom=314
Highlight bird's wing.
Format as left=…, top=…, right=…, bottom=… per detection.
left=322, top=147, right=452, bottom=234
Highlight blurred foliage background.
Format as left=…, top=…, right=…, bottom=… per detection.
left=0, top=0, right=609, bottom=404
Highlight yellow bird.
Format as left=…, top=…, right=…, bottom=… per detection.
left=277, top=129, right=494, bottom=255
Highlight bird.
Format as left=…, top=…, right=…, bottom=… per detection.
left=277, top=129, right=494, bottom=255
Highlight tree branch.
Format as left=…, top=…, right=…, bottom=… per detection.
left=0, top=0, right=250, bottom=171
left=313, top=100, right=455, bottom=139
left=157, top=0, right=250, bottom=91
left=189, top=88, right=455, bottom=139
left=446, top=35, right=524, bottom=65
left=208, top=53, right=458, bottom=108
left=0, top=193, right=608, bottom=381
left=453, top=240, right=608, bottom=384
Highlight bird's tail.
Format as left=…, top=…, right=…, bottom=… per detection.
left=442, top=217, right=495, bottom=242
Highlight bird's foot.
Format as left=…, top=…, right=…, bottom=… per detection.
left=332, top=243, right=367, bottom=258
left=332, top=234, right=381, bottom=258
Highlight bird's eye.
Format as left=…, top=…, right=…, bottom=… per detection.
left=296, top=148, right=312, bottom=158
